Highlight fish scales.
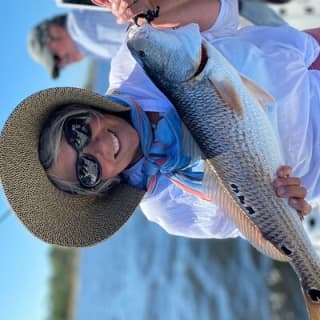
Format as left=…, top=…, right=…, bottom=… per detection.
left=167, top=70, right=311, bottom=255
left=127, top=23, right=320, bottom=317
left=179, top=65, right=320, bottom=294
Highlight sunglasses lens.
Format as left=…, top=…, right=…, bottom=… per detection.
left=77, top=155, right=101, bottom=188
left=64, top=116, right=101, bottom=188
left=64, top=117, right=91, bottom=151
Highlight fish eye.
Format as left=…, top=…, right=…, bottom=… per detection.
left=138, top=50, right=145, bottom=57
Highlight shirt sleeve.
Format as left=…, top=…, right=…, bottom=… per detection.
left=140, top=175, right=242, bottom=239
left=202, top=0, right=240, bottom=40
left=67, top=9, right=127, bottom=60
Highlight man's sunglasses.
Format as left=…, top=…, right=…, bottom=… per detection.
left=63, top=116, right=101, bottom=189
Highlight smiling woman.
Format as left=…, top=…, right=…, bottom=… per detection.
left=39, top=103, right=141, bottom=194
left=0, top=85, right=310, bottom=249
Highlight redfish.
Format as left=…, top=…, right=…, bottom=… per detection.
left=127, top=23, right=320, bottom=319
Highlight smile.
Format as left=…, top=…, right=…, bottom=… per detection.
left=109, top=130, right=120, bottom=158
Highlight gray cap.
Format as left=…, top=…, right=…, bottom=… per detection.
left=27, top=15, right=67, bottom=79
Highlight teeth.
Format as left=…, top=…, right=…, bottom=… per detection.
left=110, top=131, right=120, bottom=156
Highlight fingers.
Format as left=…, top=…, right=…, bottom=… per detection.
left=91, top=0, right=112, bottom=8
left=111, top=0, right=138, bottom=24
left=288, top=198, right=312, bottom=219
left=276, top=165, right=292, bottom=178
left=274, top=165, right=311, bottom=219
left=274, top=165, right=305, bottom=198
left=115, top=1, right=137, bottom=24
left=273, top=178, right=306, bottom=198
left=274, top=178, right=311, bottom=219
left=108, top=0, right=157, bottom=24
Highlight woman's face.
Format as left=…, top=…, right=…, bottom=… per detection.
left=48, top=113, right=141, bottom=184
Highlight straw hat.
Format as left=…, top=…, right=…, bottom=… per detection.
left=0, top=87, right=145, bottom=247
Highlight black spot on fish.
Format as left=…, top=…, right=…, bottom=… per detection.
left=308, top=289, right=320, bottom=303
left=281, top=245, right=292, bottom=256
left=238, top=195, right=245, bottom=204
left=309, top=218, right=316, bottom=228
left=139, top=50, right=145, bottom=58
left=230, top=184, right=239, bottom=193
left=245, top=206, right=255, bottom=215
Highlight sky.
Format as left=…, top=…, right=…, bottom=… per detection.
left=0, top=1, right=92, bottom=320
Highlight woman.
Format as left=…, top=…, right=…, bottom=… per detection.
left=0, top=87, right=309, bottom=247
left=0, top=0, right=311, bottom=247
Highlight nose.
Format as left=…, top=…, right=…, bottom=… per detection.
left=83, top=134, right=114, bottom=161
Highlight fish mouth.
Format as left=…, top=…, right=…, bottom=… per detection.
left=194, top=44, right=208, bottom=77
left=127, top=26, right=148, bottom=68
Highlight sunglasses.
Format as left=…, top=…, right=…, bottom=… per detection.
left=63, top=116, right=101, bottom=189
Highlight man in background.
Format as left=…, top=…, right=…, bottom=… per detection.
left=28, top=9, right=127, bottom=79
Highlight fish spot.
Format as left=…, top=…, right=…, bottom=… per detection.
left=230, top=183, right=239, bottom=193
left=139, top=50, right=145, bottom=58
left=245, top=206, right=255, bottom=215
left=281, top=245, right=292, bottom=256
left=230, top=184, right=256, bottom=215
left=308, top=289, right=320, bottom=303
left=309, top=218, right=316, bottom=228
left=238, top=195, right=245, bottom=204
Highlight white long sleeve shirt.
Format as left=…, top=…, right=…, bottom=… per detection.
left=110, top=0, right=244, bottom=239
left=109, top=0, right=320, bottom=239
left=67, top=9, right=127, bottom=60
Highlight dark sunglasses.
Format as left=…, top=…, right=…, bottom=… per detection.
left=63, top=116, right=101, bottom=189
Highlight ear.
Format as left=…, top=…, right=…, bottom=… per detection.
left=91, top=0, right=112, bottom=8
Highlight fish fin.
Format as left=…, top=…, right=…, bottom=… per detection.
left=202, top=160, right=220, bottom=201
left=240, top=75, right=275, bottom=108
left=204, top=158, right=288, bottom=262
left=208, top=77, right=244, bottom=117
left=302, top=287, right=320, bottom=320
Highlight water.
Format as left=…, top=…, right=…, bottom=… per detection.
left=75, top=209, right=308, bottom=320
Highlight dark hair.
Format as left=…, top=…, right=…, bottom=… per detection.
left=49, top=14, right=67, bottom=28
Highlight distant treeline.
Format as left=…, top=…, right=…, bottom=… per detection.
left=47, top=247, right=79, bottom=320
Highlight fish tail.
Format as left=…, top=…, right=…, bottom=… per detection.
left=302, top=286, right=320, bottom=320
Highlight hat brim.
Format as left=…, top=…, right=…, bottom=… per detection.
left=0, top=87, right=145, bottom=247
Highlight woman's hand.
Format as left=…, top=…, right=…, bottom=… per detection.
left=91, top=0, right=160, bottom=24
left=273, top=165, right=311, bottom=219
